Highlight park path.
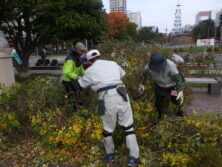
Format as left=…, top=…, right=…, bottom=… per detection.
left=185, top=88, right=222, bottom=115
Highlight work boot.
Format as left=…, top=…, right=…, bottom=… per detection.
left=176, top=111, right=184, bottom=117
left=176, top=108, right=184, bottom=117
left=128, top=156, right=139, bottom=167
left=106, top=153, right=115, bottom=163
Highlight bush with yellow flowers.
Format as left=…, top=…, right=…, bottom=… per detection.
left=0, top=112, right=20, bottom=133
left=0, top=41, right=222, bottom=166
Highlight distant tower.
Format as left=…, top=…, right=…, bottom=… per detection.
left=173, top=0, right=182, bottom=33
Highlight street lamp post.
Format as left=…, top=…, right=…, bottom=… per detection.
left=165, top=27, right=168, bottom=46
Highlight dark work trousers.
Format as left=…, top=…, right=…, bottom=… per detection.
left=62, top=80, right=78, bottom=112
left=62, top=80, right=77, bottom=93
left=155, top=89, right=184, bottom=119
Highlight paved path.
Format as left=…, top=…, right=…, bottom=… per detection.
left=185, top=88, right=222, bottom=115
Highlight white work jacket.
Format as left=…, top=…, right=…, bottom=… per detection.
left=78, top=60, right=125, bottom=92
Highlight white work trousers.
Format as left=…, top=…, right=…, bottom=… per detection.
left=99, top=89, right=139, bottom=158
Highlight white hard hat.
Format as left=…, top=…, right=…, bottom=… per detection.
left=86, top=49, right=101, bottom=61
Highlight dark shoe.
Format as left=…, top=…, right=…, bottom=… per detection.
left=106, top=153, right=115, bottom=163
left=128, top=156, right=139, bottom=167
left=72, top=104, right=78, bottom=112
left=176, top=111, right=184, bottom=117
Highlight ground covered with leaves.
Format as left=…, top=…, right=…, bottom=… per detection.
left=0, top=76, right=222, bottom=167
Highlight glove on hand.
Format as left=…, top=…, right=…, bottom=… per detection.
left=139, top=84, right=145, bottom=93
left=176, top=91, right=184, bottom=105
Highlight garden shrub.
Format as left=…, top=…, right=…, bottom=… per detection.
left=36, top=59, right=51, bottom=66
left=50, top=59, right=58, bottom=66
left=207, top=47, right=213, bottom=52
left=174, top=48, right=178, bottom=52
left=214, top=47, right=219, bottom=52
left=36, top=59, right=44, bottom=66
left=179, top=48, right=184, bottom=52
left=44, top=59, right=50, bottom=65
left=0, top=41, right=222, bottom=166
left=0, top=77, right=65, bottom=113
left=0, top=112, right=20, bottom=134
left=1, top=79, right=221, bottom=166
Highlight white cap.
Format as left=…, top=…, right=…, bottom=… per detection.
left=86, top=49, right=101, bottom=60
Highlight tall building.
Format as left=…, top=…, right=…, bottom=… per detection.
left=110, top=0, right=127, bottom=14
left=195, top=11, right=217, bottom=25
left=127, top=12, right=142, bottom=30
left=215, top=9, right=222, bottom=27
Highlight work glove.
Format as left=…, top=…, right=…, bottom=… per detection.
left=176, top=91, right=184, bottom=105
left=139, top=84, right=145, bottom=93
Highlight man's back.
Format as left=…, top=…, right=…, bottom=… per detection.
left=79, top=60, right=125, bottom=91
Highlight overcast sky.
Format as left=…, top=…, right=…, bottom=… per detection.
left=102, top=0, right=222, bottom=32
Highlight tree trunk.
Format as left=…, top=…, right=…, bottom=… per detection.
left=17, top=66, right=30, bottom=78
left=15, top=62, right=30, bottom=78
left=14, top=52, right=31, bottom=78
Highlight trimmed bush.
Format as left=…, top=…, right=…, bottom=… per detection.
left=50, top=59, right=58, bottom=66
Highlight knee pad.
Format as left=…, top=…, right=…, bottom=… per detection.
left=125, top=130, right=135, bottom=136
left=102, top=130, right=112, bottom=137
left=123, top=124, right=135, bottom=136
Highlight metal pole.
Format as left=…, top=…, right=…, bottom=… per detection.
left=207, top=26, right=210, bottom=39
left=165, top=27, right=168, bottom=46
left=85, top=39, right=88, bottom=52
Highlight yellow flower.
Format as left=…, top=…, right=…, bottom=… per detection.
left=56, top=136, right=62, bottom=143
left=7, top=114, right=14, bottom=120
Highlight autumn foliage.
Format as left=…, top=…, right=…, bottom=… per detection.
left=108, top=12, right=137, bottom=39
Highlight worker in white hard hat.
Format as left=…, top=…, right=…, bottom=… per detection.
left=77, top=49, right=140, bottom=166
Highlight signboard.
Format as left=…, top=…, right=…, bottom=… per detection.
left=196, top=39, right=215, bottom=47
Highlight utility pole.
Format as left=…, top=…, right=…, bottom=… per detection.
left=207, top=26, right=210, bottom=39
left=165, top=27, right=168, bottom=46
left=85, top=39, right=88, bottom=52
